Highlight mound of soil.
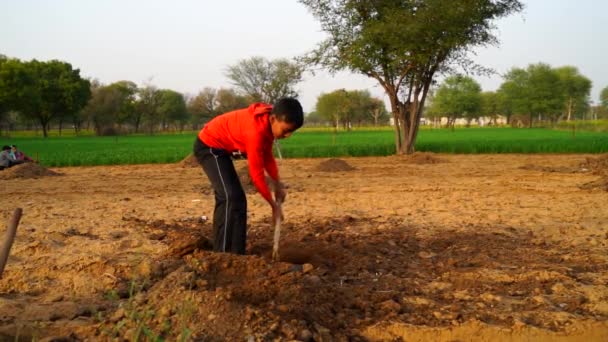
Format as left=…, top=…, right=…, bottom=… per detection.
left=403, top=152, right=445, bottom=164
left=91, top=215, right=608, bottom=340
left=178, top=154, right=200, bottom=168
left=315, top=158, right=356, bottom=172
left=580, top=154, right=608, bottom=175
left=0, top=163, right=60, bottom=180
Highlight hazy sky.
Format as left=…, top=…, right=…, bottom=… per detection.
left=1, top=0, right=606, bottom=112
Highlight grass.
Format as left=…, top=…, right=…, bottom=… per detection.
left=2, top=127, right=607, bottom=167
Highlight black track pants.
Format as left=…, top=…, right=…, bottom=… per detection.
left=193, top=138, right=247, bottom=254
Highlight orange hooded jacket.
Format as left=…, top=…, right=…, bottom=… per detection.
left=198, top=103, right=279, bottom=203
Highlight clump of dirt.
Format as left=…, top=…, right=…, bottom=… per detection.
left=178, top=153, right=199, bottom=168
left=315, top=158, right=356, bottom=172
left=403, top=152, right=445, bottom=164
left=0, top=163, right=60, bottom=179
left=580, top=154, right=608, bottom=175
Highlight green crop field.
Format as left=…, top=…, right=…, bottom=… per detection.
left=1, top=127, right=607, bottom=167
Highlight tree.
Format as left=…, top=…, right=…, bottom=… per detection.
left=369, top=98, right=389, bottom=126
left=108, top=80, right=138, bottom=128
left=34, top=60, right=91, bottom=137
left=433, top=75, right=482, bottom=127
left=555, top=66, right=591, bottom=121
left=226, top=56, right=303, bottom=104
left=214, top=88, right=249, bottom=114
left=315, top=90, right=350, bottom=130
left=0, top=58, right=91, bottom=137
left=299, top=0, right=523, bottom=154
left=188, top=87, right=217, bottom=129
left=315, top=89, right=385, bottom=129
left=479, top=91, right=500, bottom=125
left=498, top=67, right=529, bottom=124
left=600, top=86, right=608, bottom=109
left=136, top=85, right=162, bottom=134
left=500, top=63, right=565, bottom=127
left=83, top=83, right=123, bottom=135
left=526, top=63, right=564, bottom=125
left=157, top=89, right=188, bottom=131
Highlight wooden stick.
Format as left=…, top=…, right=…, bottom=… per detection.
left=0, top=208, right=22, bottom=278
left=272, top=202, right=282, bottom=262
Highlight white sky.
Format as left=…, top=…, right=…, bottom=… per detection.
left=1, top=0, right=607, bottom=112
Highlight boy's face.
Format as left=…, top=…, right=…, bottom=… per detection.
left=269, top=115, right=298, bottom=139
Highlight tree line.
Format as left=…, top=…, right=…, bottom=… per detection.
left=426, top=63, right=608, bottom=128
left=0, top=55, right=303, bottom=137
left=308, top=89, right=389, bottom=128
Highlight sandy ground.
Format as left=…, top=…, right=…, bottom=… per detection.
left=0, top=154, right=607, bottom=341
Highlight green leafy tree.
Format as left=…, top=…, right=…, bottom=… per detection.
left=83, top=83, right=123, bottom=135
left=0, top=58, right=91, bottom=137
left=136, top=85, right=162, bottom=134
left=226, top=57, right=303, bottom=104
left=315, top=89, right=385, bottom=129
left=157, top=89, right=188, bottom=131
left=479, top=91, right=500, bottom=125
left=299, top=0, right=523, bottom=154
left=555, top=66, right=591, bottom=121
left=527, top=63, right=564, bottom=125
left=500, top=63, right=564, bottom=127
left=315, top=90, right=350, bottom=130
left=108, top=80, right=138, bottom=128
left=433, top=75, right=482, bottom=127
left=498, top=68, right=529, bottom=124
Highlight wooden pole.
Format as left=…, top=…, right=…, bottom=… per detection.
left=0, top=208, right=22, bottom=278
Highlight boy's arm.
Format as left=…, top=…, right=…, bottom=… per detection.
left=264, top=144, right=286, bottom=203
left=247, top=135, right=274, bottom=204
left=264, top=144, right=279, bottom=182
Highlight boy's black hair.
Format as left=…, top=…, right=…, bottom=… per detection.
left=272, top=97, right=304, bottom=129
left=2, top=145, right=10, bottom=151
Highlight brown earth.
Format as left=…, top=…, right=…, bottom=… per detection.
left=1, top=154, right=607, bottom=341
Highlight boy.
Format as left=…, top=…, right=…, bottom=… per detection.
left=193, top=97, right=303, bottom=254
left=10, top=145, right=34, bottom=162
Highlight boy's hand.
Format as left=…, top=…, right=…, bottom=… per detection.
left=274, top=181, right=286, bottom=203
left=271, top=200, right=284, bottom=222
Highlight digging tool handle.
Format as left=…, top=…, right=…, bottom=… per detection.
left=0, top=208, right=22, bottom=278
left=272, top=201, right=282, bottom=261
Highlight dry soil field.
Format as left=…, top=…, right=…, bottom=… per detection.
left=0, top=153, right=607, bottom=341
